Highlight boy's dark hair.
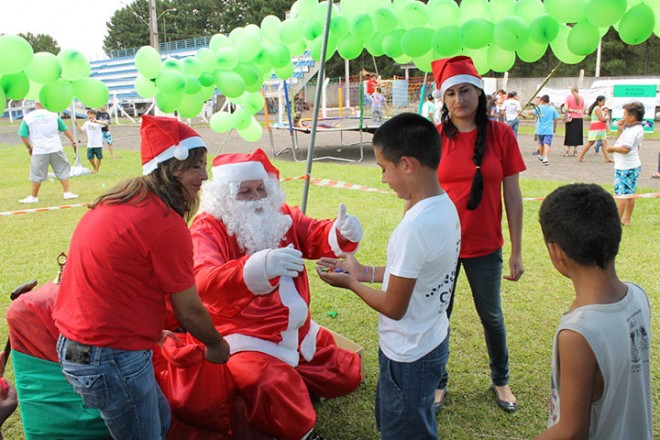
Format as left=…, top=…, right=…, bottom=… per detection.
left=86, top=109, right=96, bottom=115
left=623, top=101, right=645, bottom=122
left=539, top=183, right=621, bottom=269
left=541, top=95, right=550, bottom=103
left=372, top=112, right=441, bottom=169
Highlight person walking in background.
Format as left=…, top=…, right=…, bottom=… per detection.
left=18, top=101, right=78, bottom=204
left=96, top=106, right=118, bottom=159
left=52, top=115, right=230, bottom=439
left=606, top=101, right=645, bottom=226
left=503, top=91, right=522, bottom=138
left=495, top=89, right=506, bottom=122
left=421, top=93, right=436, bottom=123
left=652, top=150, right=660, bottom=179
left=576, top=96, right=613, bottom=162
left=431, top=56, right=526, bottom=413
left=372, top=87, right=385, bottom=124
left=563, top=86, right=585, bottom=157
left=80, top=109, right=105, bottom=174
left=534, top=95, right=560, bottom=166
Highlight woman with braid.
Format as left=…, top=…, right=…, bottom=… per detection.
left=430, top=56, right=526, bottom=414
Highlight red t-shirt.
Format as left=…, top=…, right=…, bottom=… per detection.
left=53, top=195, right=195, bottom=350
left=437, top=121, right=526, bottom=258
left=366, top=77, right=378, bottom=95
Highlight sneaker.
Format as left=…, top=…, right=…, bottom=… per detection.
left=542, top=159, right=549, bottom=166
left=19, top=196, right=38, bottom=204
left=537, top=155, right=544, bottom=163
left=532, top=151, right=540, bottom=156
left=63, top=192, right=79, bottom=200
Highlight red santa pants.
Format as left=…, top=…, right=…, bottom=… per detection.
left=227, top=327, right=362, bottom=440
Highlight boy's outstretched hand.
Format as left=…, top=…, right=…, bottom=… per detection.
left=316, top=265, right=356, bottom=289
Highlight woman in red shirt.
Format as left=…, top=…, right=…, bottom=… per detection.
left=430, top=56, right=526, bottom=414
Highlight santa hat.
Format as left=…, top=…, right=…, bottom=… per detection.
left=211, top=148, right=279, bottom=182
left=431, top=56, right=483, bottom=98
left=140, top=115, right=206, bottom=175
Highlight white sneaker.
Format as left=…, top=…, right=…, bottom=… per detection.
left=63, top=192, right=79, bottom=200
left=19, top=196, right=38, bottom=204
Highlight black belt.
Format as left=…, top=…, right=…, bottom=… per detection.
left=64, top=340, right=92, bottom=364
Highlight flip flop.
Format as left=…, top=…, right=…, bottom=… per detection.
left=492, top=385, right=518, bottom=413
left=652, top=173, right=660, bottom=179
left=434, top=388, right=448, bottom=413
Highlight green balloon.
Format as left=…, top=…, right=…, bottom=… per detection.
left=529, top=15, right=560, bottom=44
left=185, top=76, right=202, bottom=95
left=235, top=62, right=263, bottom=89
left=567, top=20, right=600, bottom=56
left=178, top=93, right=204, bottom=118
left=243, top=92, right=265, bottom=115
left=544, top=0, right=588, bottom=23
left=280, top=19, right=303, bottom=44
left=215, top=71, right=246, bottom=98
left=461, top=19, right=494, bottom=49
left=618, top=4, right=655, bottom=45
left=494, top=16, right=529, bottom=51
left=367, top=33, right=387, bottom=57
left=199, top=71, right=215, bottom=87
left=274, top=62, right=295, bottom=79
left=490, top=0, right=516, bottom=22
left=0, top=88, right=5, bottom=109
left=393, top=54, right=412, bottom=64
left=338, top=33, right=364, bottom=60
left=401, top=28, right=434, bottom=57
left=161, top=58, right=182, bottom=71
left=340, top=0, right=367, bottom=20
left=297, top=0, right=320, bottom=20
left=514, top=0, right=545, bottom=23
left=231, top=108, right=251, bottom=130
left=412, top=51, right=434, bottom=72
left=488, top=45, right=515, bottom=72
left=261, top=15, right=283, bottom=42
left=24, top=52, right=61, bottom=85
left=237, top=117, right=263, bottom=142
left=461, top=48, right=490, bottom=75
left=400, top=2, right=429, bottom=29
left=26, top=80, right=43, bottom=101
left=432, top=26, right=462, bottom=57
left=72, top=78, right=109, bottom=108
left=228, top=27, right=246, bottom=44
left=587, top=0, right=626, bottom=27
left=135, top=46, right=162, bottom=79
left=372, top=7, right=399, bottom=32
left=0, top=34, right=33, bottom=75
left=382, top=30, right=406, bottom=58
left=1, top=72, right=30, bottom=100
left=303, top=20, right=323, bottom=41
left=215, top=47, right=239, bottom=71
left=351, top=14, right=375, bottom=41
left=315, top=2, right=341, bottom=26
left=286, top=38, right=308, bottom=57
left=331, top=15, right=351, bottom=39
left=427, top=0, right=459, bottom=28
left=39, top=79, right=74, bottom=113
left=58, top=49, right=90, bottom=82
left=516, top=39, right=547, bottom=62
left=236, top=33, right=262, bottom=62
left=195, top=48, right=216, bottom=72
left=459, top=0, right=489, bottom=24
left=155, top=91, right=182, bottom=114
left=134, top=75, right=159, bottom=98
left=209, top=34, right=231, bottom=53
left=156, top=70, right=187, bottom=95
left=266, top=43, right=292, bottom=69
left=182, top=57, right=203, bottom=77
left=308, top=36, right=336, bottom=62
left=550, top=25, right=586, bottom=64
left=210, top=111, right=235, bottom=133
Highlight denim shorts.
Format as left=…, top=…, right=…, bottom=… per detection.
left=614, top=166, right=641, bottom=195
left=57, top=335, right=170, bottom=440
left=87, top=147, right=103, bottom=160
left=537, top=134, right=553, bottom=146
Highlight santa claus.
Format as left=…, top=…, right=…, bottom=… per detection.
left=191, top=148, right=363, bottom=440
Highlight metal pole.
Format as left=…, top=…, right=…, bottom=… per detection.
left=595, top=40, right=602, bottom=78
left=149, top=0, right=158, bottom=50
left=300, top=0, right=333, bottom=214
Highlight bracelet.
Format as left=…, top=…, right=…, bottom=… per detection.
left=370, top=266, right=376, bottom=284
left=363, top=266, right=368, bottom=282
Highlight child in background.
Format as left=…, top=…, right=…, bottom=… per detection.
left=371, top=87, right=385, bottom=124
left=420, top=93, right=435, bottom=123
left=606, top=101, right=644, bottom=225
left=536, top=183, right=652, bottom=440
left=316, top=113, right=461, bottom=439
left=534, top=95, right=559, bottom=166
left=80, top=109, right=107, bottom=174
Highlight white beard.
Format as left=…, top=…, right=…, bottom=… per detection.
left=199, top=176, right=292, bottom=255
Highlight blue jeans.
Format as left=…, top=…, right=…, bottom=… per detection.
left=439, top=248, right=510, bottom=388
left=57, top=335, right=170, bottom=440
left=507, top=117, right=519, bottom=138
left=376, top=336, right=449, bottom=440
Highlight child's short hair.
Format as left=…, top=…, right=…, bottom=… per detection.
left=539, top=183, right=621, bottom=269
left=372, top=112, right=440, bottom=169
left=87, top=109, right=96, bottom=115
left=541, top=95, right=550, bottom=103
left=623, top=101, right=645, bottom=122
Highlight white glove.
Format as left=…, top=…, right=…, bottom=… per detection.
left=265, top=245, right=304, bottom=279
left=336, top=203, right=363, bottom=242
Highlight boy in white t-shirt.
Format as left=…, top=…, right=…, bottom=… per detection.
left=537, top=183, right=652, bottom=440
left=80, top=109, right=107, bottom=174
left=606, top=101, right=644, bottom=225
left=316, top=113, right=461, bottom=439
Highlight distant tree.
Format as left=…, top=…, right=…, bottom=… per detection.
left=20, top=32, right=60, bottom=54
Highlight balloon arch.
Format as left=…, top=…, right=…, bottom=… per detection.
left=0, top=0, right=657, bottom=142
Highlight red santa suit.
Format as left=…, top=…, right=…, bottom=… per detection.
left=191, top=150, right=362, bottom=440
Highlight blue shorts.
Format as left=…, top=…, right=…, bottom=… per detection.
left=102, top=131, right=112, bottom=145
left=537, top=134, right=553, bottom=146
left=614, top=167, right=641, bottom=195
left=87, top=147, right=103, bottom=160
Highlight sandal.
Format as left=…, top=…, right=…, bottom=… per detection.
left=560, top=151, right=570, bottom=157
left=573, top=151, right=578, bottom=156
left=434, top=388, right=448, bottom=414
left=651, top=173, right=660, bottom=179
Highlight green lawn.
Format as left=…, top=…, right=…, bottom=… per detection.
left=0, top=146, right=658, bottom=439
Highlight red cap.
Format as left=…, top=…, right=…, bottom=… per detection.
left=140, top=115, right=206, bottom=175
left=431, top=56, right=483, bottom=97
left=211, top=148, right=279, bottom=182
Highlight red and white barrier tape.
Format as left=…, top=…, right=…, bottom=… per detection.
left=0, top=203, right=90, bottom=217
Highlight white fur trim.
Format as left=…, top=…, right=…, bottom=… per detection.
left=328, top=220, right=343, bottom=256
left=224, top=333, right=300, bottom=366
left=300, top=320, right=320, bottom=362
left=142, top=136, right=205, bottom=175
left=439, top=74, right=483, bottom=96
left=244, top=249, right=277, bottom=295
left=432, top=89, right=443, bottom=99
left=212, top=161, right=267, bottom=182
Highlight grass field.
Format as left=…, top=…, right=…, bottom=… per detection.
left=0, top=145, right=658, bottom=439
